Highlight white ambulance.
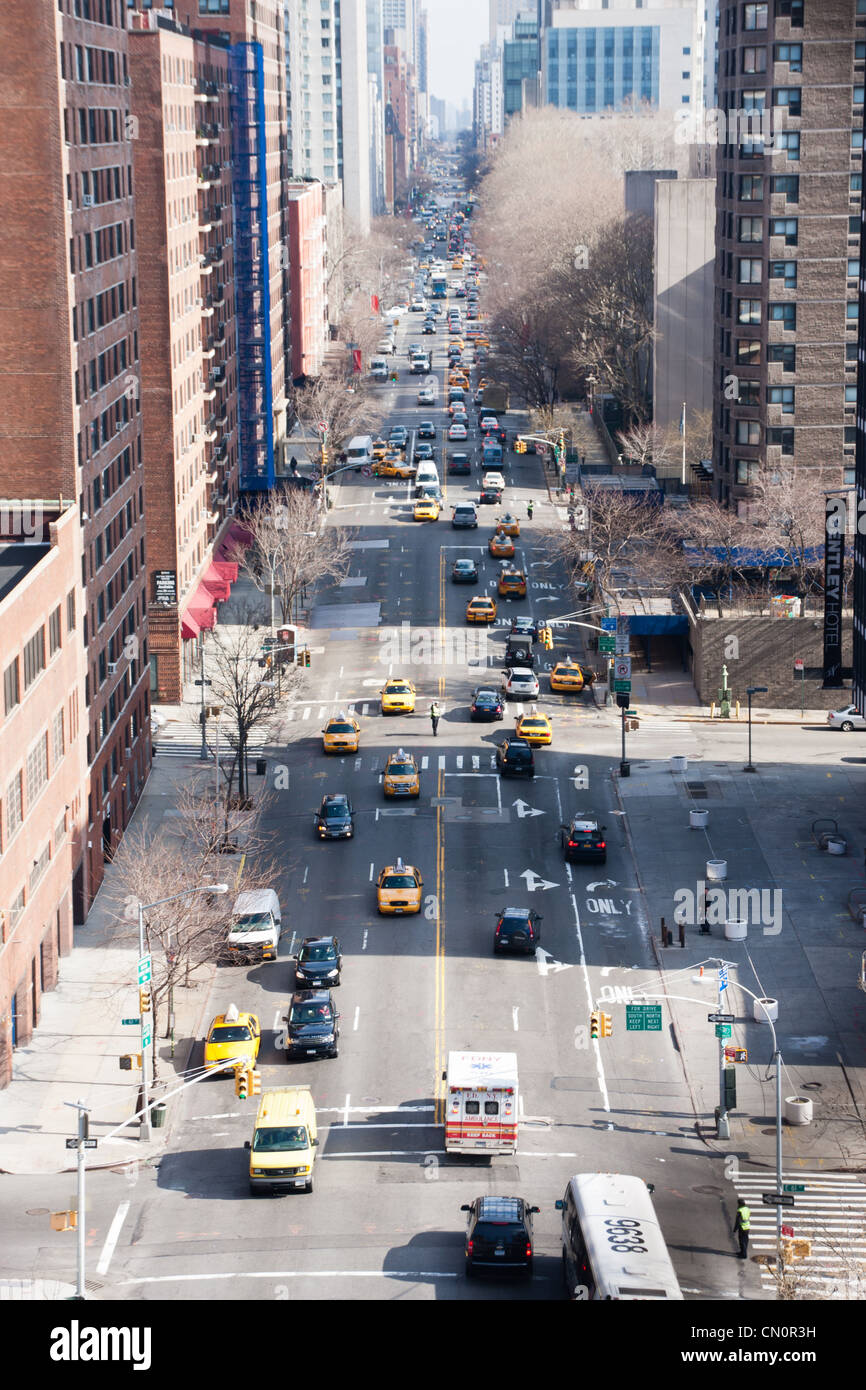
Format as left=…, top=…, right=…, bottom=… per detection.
left=444, top=1051, right=518, bottom=1156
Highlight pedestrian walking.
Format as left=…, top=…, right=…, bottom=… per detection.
left=430, top=701, right=441, bottom=737
left=290, top=455, right=298, bottom=475
left=733, top=1200, right=751, bottom=1259
left=526, top=499, right=534, bottom=520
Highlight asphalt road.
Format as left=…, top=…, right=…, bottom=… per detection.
left=0, top=280, right=742, bottom=1303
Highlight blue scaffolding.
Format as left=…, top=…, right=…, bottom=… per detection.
left=229, top=42, right=275, bottom=492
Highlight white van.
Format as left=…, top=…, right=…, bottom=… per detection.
left=346, top=435, right=374, bottom=468
left=414, top=462, right=439, bottom=490
left=370, top=356, right=389, bottom=381
left=226, top=888, right=282, bottom=964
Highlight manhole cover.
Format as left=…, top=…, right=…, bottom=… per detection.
left=693, top=1185, right=726, bottom=1197
left=25, top=1208, right=50, bottom=1217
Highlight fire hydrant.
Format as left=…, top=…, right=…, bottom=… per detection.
left=718, top=663, right=732, bottom=719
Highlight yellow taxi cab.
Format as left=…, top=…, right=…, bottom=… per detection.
left=452, top=256, right=464, bottom=269
left=376, top=858, right=424, bottom=915
left=550, top=660, right=586, bottom=693
left=322, top=712, right=361, bottom=754
left=498, top=566, right=527, bottom=598
left=381, top=677, right=416, bottom=714
left=515, top=711, right=553, bottom=746
left=372, top=437, right=388, bottom=460
left=203, top=1005, right=261, bottom=1074
left=414, top=497, right=441, bottom=522
left=374, top=454, right=415, bottom=479
left=489, top=530, right=515, bottom=559
left=497, top=513, right=520, bottom=537
left=383, top=748, right=421, bottom=798
left=475, top=335, right=490, bottom=349
left=449, top=370, right=469, bottom=388
left=466, top=595, right=497, bottom=624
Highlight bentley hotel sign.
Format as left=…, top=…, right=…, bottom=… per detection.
left=823, top=496, right=844, bottom=688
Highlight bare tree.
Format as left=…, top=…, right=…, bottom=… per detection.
left=749, top=462, right=832, bottom=597
left=616, top=420, right=674, bottom=473
left=291, top=368, right=383, bottom=461
left=240, top=490, right=353, bottom=627
left=203, top=621, right=289, bottom=803
left=546, top=485, right=683, bottom=601
left=675, top=497, right=762, bottom=614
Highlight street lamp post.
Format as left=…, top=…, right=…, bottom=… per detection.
left=135, top=883, right=229, bottom=1140
left=196, top=636, right=212, bottom=762
left=743, top=685, right=768, bottom=772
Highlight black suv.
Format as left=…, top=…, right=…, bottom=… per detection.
left=504, top=636, right=536, bottom=669
left=284, top=989, right=340, bottom=1060
left=494, top=907, right=542, bottom=955
left=560, top=814, right=607, bottom=863
left=314, top=794, right=354, bottom=839
left=294, top=936, right=342, bottom=987
left=471, top=687, right=504, bottom=722
left=461, top=1196, right=540, bottom=1277
left=496, top=738, right=535, bottom=778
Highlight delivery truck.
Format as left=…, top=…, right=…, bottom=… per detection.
left=444, top=1051, right=519, bottom=1155
left=481, top=383, right=509, bottom=416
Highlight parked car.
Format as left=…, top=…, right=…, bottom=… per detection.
left=827, top=705, right=866, bottom=731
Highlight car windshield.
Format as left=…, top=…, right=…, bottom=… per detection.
left=290, top=1003, right=333, bottom=1025
left=475, top=691, right=497, bottom=702
left=209, top=1025, right=252, bottom=1042
left=321, top=804, right=348, bottom=819
left=301, top=943, right=336, bottom=961
left=328, top=723, right=355, bottom=734
left=388, top=762, right=415, bottom=776
left=382, top=874, right=417, bottom=889
left=501, top=913, right=530, bottom=930
left=231, top=913, right=271, bottom=934
left=388, top=683, right=412, bottom=693
left=252, top=1126, right=308, bottom=1152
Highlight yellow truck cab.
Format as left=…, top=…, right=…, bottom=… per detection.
left=245, top=1086, right=318, bottom=1195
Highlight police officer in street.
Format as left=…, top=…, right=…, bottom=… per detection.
left=526, top=499, right=534, bottom=520
left=733, top=1200, right=751, bottom=1259
left=430, top=701, right=441, bottom=736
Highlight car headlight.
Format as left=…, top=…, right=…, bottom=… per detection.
left=326, top=969, right=338, bottom=977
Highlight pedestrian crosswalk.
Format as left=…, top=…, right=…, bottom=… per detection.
left=152, top=739, right=266, bottom=760
left=735, top=1170, right=866, bottom=1297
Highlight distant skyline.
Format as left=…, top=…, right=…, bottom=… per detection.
left=427, top=0, right=488, bottom=109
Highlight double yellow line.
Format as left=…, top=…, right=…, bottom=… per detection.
left=433, top=547, right=447, bottom=1123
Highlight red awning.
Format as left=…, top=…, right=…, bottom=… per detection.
left=199, top=562, right=231, bottom=602
left=215, top=520, right=253, bottom=564
left=181, top=611, right=201, bottom=640
left=212, top=557, right=238, bottom=584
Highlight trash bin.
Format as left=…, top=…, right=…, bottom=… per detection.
left=151, top=1102, right=167, bottom=1129
left=706, top=858, right=727, bottom=882
left=620, top=760, right=630, bottom=778
left=255, top=757, right=267, bottom=776
left=671, top=754, right=688, bottom=773
left=690, top=809, right=709, bottom=830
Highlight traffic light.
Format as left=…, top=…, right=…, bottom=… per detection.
left=590, top=1010, right=600, bottom=1040
left=514, top=439, right=527, bottom=454
left=304, top=649, right=311, bottom=668
left=139, top=985, right=152, bottom=1015
left=250, top=1068, right=262, bottom=1095
left=600, top=1012, right=613, bottom=1038
left=235, top=1065, right=249, bottom=1100
left=321, top=445, right=329, bottom=475
left=541, top=625, right=554, bottom=650
left=296, top=647, right=305, bottom=666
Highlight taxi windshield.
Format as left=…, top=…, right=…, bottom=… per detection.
left=388, top=762, right=415, bottom=776
left=328, top=722, right=355, bottom=734
left=209, top=1025, right=252, bottom=1042
left=252, top=1126, right=308, bottom=1152
left=301, top=942, right=336, bottom=961
left=388, top=683, right=411, bottom=693
left=382, top=874, right=417, bottom=889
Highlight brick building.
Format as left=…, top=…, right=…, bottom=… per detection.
left=287, top=180, right=327, bottom=382
left=0, top=0, right=151, bottom=912
left=713, top=0, right=863, bottom=508
left=384, top=39, right=411, bottom=210
left=0, top=504, right=88, bottom=1087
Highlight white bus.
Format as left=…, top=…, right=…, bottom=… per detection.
left=555, top=1173, right=683, bottom=1301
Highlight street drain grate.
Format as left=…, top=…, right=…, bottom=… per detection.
left=686, top=781, right=708, bottom=800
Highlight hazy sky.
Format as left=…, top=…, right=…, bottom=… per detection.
left=427, top=0, right=488, bottom=109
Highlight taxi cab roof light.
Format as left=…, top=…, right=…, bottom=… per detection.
left=225, top=1003, right=239, bottom=1023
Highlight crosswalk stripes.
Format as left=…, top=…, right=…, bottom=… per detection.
left=735, top=1171, right=866, bottom=1296
left=152, top=740, right=267, bottom=760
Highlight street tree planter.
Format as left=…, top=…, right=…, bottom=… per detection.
left=754, top=997, right=779, bottom=1023
left=706, top=859, right=727, bottom=882
left=784, top=1096, right=813, bottom=1126
left=690, top=809, right=709, bottom=829
left=671, top=755, right=688, bottom=773
left=724, top=919, right=748, bottom=941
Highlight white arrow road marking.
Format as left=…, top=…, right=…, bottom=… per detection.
left=472, top=755, right=480, bottom=769
left=520, top=869, right=559, bottom=892
left=421, top=756, right=429, bottom=770
left=512, top=1006, right=519, bottom=1031
left=503, top=868, right=509, bottom=887
left=587, top=879, right=618, bottom=891
left=512, top=799, right=544, bottom=819
left=535, top=946, right=573, bottom=976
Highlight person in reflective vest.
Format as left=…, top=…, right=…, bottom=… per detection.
left=733, top=1201, right=751, bottom=1259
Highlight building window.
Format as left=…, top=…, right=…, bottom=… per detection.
left=774, top=87, right=802, bottom=117
left=736, top=419, right=761, bottom=445
left=739, top=174, right=764, bottom=200
left=848, top=258, right=860, bottom=276
left=30, top=843, right=50, bottom=894
left=738, top=298, right=762, bottom=324
left=25, top=734, right=49, bottom=810
left=49, top=606, right=62, bottom=656
left=845, top=385, right=858, bottom=403
left=743, top=3, right=768, bottom=29
left=774, top=43, right=802, bottom=71
left=775, top=131, right=800, bottom=159
left=6, top=773, right=23, bottom=839
left=768, top=343, right=796, bottom=370
left=742, top=47, right=767, bottom=73
left=23, top=630, right=45, bottom=690
left=769, top=302, right=797, bottom=327
left=771, top=175, right=799, bottom=202
left=198, top=0, right=229, bottom=12
left=766, top=427, right=794, bottom=453
left=736, top=459, right=759, bottom=484
left=738, top=216, right=763, bottom=242
left=847, top=302, right=860, bottom=321
left=855, top=88, right=865, bottom=106
left=769, top=259, right=797, bottom=286
left=52, top=709, right=65, bottom=766
left=3, top=660, right=19, bottom=716
left=738, top=379, right=760, bottom=405
left=767, top=385, right=795, bottom=413
left=770, top=216, right=798, bottom=244
left=738, top=257, right=763, bottom=283
left=737, top=339, right=762, bottom=365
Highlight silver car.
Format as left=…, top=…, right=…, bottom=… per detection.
left=827, top=705, right=866, bottom=731
left=501, top=667, right=540, bottom=700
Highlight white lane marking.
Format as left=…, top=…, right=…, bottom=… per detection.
left=288, top=931, right=297, bottom=955
left=343, top=1094, right=351, bottom=1127
left=303, top=707, right=311, bottom=720
left=456, top=755, right=463, bottom=769
left=339, top=666, right=344, bottom=678
left=495, top=772, right=502, bottom=813
left=512, top=1006, right=519, bottom=1031
left=362, top=929, right=368, bottom=951
left=519, top=1094, right=525, bottom=1118
left=438, top=755, right=445, bottom=770
left=565, top=861, right=573, bottom=883
left=272, top=1006, right=283, bottom=1031
left=571, top=891, right=612, bottom=1125
left=362, top=704, right=369, bottom=716
left=503, top=868, right=509, bottom=888
left=120, top=1270, right=460, bottom=1286
left=362, top=678, right=382, bottom=687
left=368, top=862, right=375, bottom=881
left=516, top=703, right=524, bottom=715
left=318, top=706, right=327, bottom=718
left=302, top=866, right=308, bottom=885
left=353, top=1006, right=360, bottom=1032
left=472, top=755, right=480, bottom=769
left=375, top=808, right=380, bottom=821
left=421, top=756, right=429, bottom=770
left=553, top=776, right=563, bottom=826
left=354, top=758, right=362, bottom=771
left=96, top=1201, right=130, bottom=1276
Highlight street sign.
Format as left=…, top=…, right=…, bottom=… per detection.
left=708, top=1012, right=734, bottom=1023
left=63, top=1136, right=98, bottom=1149
left=361, top=466, right=373, bottom=477
left=615, top=634, right=630, bottom=656
left=724, top=1045, right=748, bottom=1063
left=137, top=956, right=152, bottom=985
left=794, top=658, right=804, bottom=671
left=612, top=679, right=631, bottom=694
left=601, top=618, right=617, bottom=632
left=614, top=657, right=631, bottom=681
left=626, top=1004, right=662, bottom=1031
left=783, top=1183, right=806, bottom=1193
left=715, top=1025, right=732, bottom=1039
left=141, top=1024, right=152, bottom=1049
left=719, top=965, right=728, bottom=990
left=762, top=1192, right=795, bottom=1207
left=121, top=1017, right=140, bottom=1026
left=598, top=636, right=615, bottom=654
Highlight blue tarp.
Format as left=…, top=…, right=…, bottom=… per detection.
left=626, top=615, right=688, bottom=635
left=683, top=545, right=823, bottom=568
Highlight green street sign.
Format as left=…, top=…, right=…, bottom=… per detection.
left=598, top=636, right=615, bottom=653
left=613, top=679, right=631, bottom=693
left=141, top=1024, right=152, bottom=1048
left=121, top=1017, right=140, bottom=1026
left=626, top=1004, right=662, bottom=1031
left=137, top=954, right=152, bottom=985
left=782, top=1183, right=806, bottom=1193
left=715, top=1024, right=732, bottom=1039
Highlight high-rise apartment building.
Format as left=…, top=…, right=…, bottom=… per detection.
left=852, top=96, right=866, bottom=717
left=384, top=39, right=411, bottom=209
left=712, top=0, right=862, bottom=508
left=491, top=0, right=527, bottom=44
left=474, top=42, right=505, bottom=145
left=383, top=0, right=417, bottom=68
left=504, top=11, right=541, bottom=118
left=338, top=0, right=373, bottom=233
left=0, top=0, right=152, bottom=909
left=367, top=0, right=387, bottom=213
left=287, top=181, right=328, bottom=379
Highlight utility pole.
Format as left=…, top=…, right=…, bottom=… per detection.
left=63, top=1098, right=93, bottom=1299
